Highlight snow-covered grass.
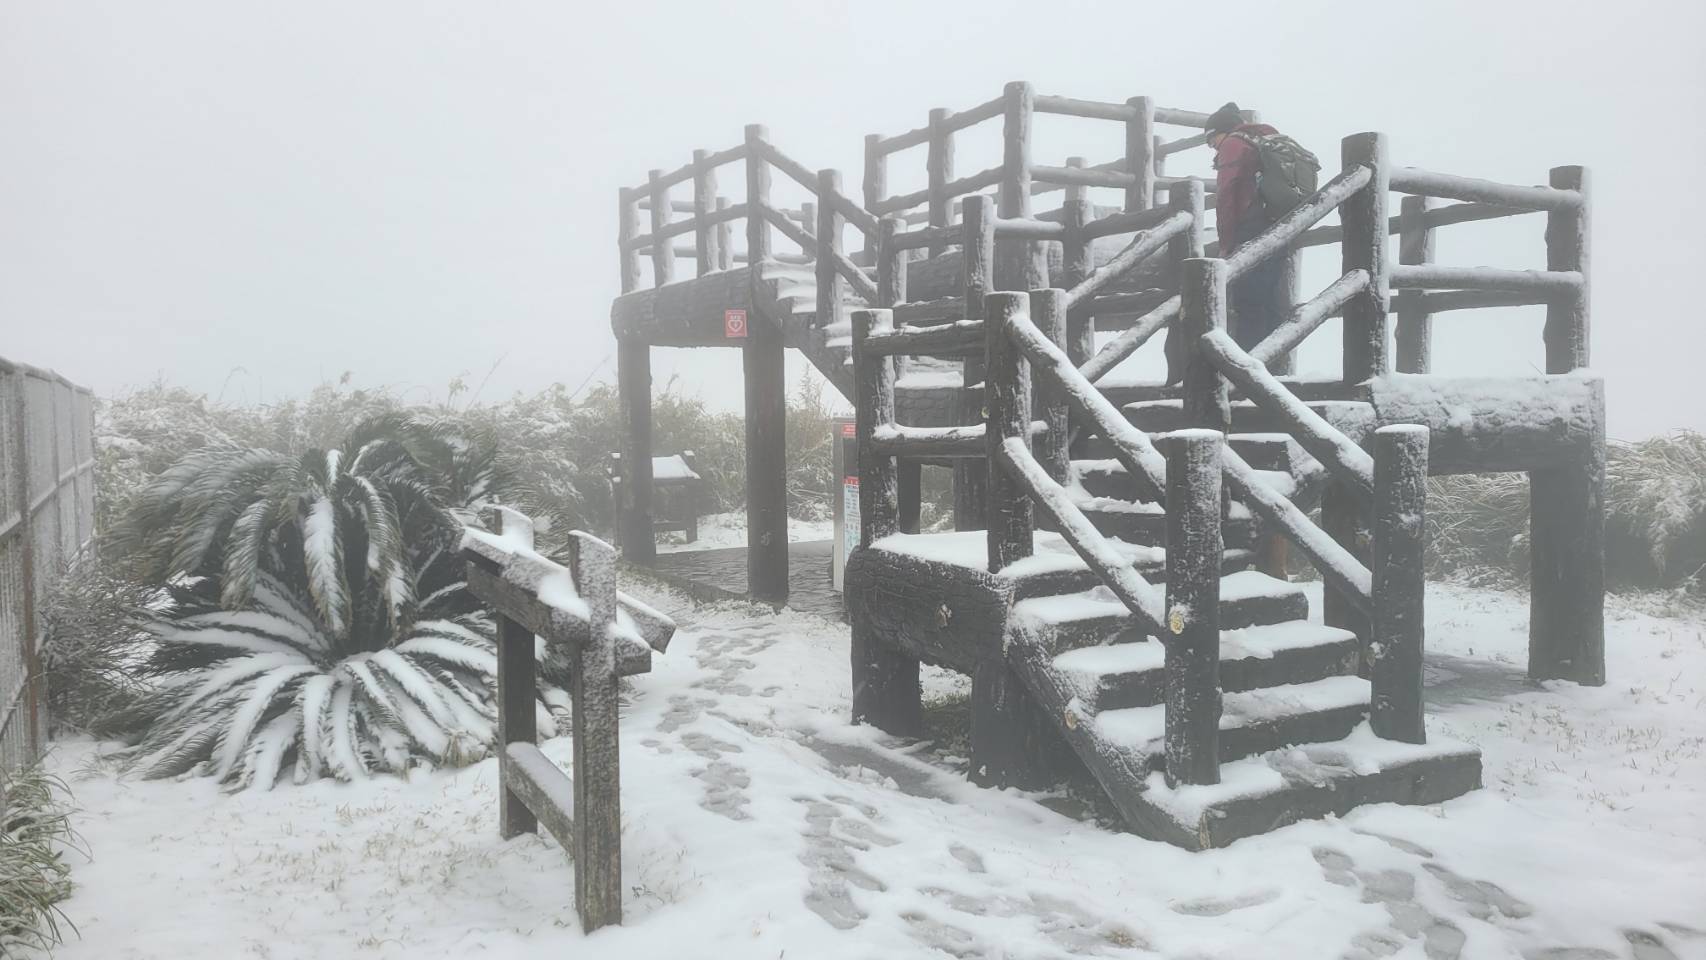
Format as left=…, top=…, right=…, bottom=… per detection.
left=36, top=583, right=1706, bottom=959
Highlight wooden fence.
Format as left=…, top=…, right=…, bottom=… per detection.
left=0, top=356, right=97, bottom=778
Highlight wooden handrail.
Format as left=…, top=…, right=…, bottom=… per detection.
left=1004, top=300, right=1167, bottom=498
left=1079, top=296, right=1180, bottom=383
left=996, top=438, right=1167, bottom=633
left=872, top=166, right=1003, bottom=215
left=1063, top=211, right=1191, bottom=310
left=1080, top=204, right=1179, bottom=241
left=870, top=420, right=1047, bottom=458
left=1224, top=164, right=1373, bottom=279
left=1249, top=269, right=1370, bottom=365
left=1033, top=164, right=1136, bottom=190
left=1389, top=264, right=1582, bottom=294
left=1199, top=329, right=1375, bottom=502
left=1222, top=445, right=1373, bottom=612
left=1390, top=167, right=1583, bottom=212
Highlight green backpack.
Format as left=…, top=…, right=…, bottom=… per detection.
left=1228, top=131, right=1321, bottom=220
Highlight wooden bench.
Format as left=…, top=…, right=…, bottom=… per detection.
left=611, top=450, right=707, bottom=544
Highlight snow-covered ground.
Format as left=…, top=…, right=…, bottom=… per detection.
left=39, top=583, right=1706, bottom=960
left=656, top=511, right=835, bottom=553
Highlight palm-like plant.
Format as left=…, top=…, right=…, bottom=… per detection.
left=109, top=415, right=559, bottom=789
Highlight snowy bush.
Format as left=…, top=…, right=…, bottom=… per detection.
left=0, top=765, right=80, bottom=952
left=105, top=415, right=573, bottom=788
left=37, top=554, right=157, bottom=738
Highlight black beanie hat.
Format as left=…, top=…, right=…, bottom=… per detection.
left=1206, top=102, right=1243, bottom=135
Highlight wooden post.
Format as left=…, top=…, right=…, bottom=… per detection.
left=1124, top=96, right=1156, bottom=213
left=954, top=195, right=995, bottom=531
left=1370, top=425, right=1428, bottom=743
left=984, top=291, right=1033, bottom=571
left=862, top=133, right=886, bottom=265
left=1530, top=379, right=1605, bottom=685
left=692, top=149, right=717, bottom=277
left=850, top=308, right=920, bottom=733
left=647, top=168, right=673, bottom=287
left=1394, top=194, right=1435, bottom=373
left=568, top=532, right=623, bottom=931
left=877, top=217, right=907, bottom=307
left=618, top=187, right=643, bottom=294
left=616, top=339, right=655, bottom=564
left=898, top=463, right=922, bottom=534
left=1180, top=257, right=1230, bottom=433
left=1030, top=289, right=1070, bottom=486
left=1061, top=157, right=1095, bottom=367
left=816, top=170, right=847, bottom=338
left=1323, top=479, right=1370, bottom=660
left=1269, top=249, right=1300, bottom=376
left=1545, top=165, right=1590, bottom=373
left=998, top=81, right=1046, bottom=291
left=715, top=197, right=734, bottom=271
left=1163, top=179, right=1206, bottom=385
left=494, top=502, right=537, bottom=838
left=744, top=125, right=788, bottom=603
left=927, top=107, right=955, bottom=259
left=1165, top=429, right=1223, bottom=787
left=1340, top=133, right=1389, bottom=383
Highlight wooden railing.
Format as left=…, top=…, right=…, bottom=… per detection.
left=460, top=507, right=676, bottom=933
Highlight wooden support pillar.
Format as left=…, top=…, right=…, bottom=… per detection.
left=998, top=81, right=1047, bottom=290
left=616, top=338, right=655, bottom=564
left=1544, top=166, right=1590, bottom=374
left=970, top=657, right=1067, bottom=790
left=984, top=291, right=1034, bottom=571
left=1164, top=180, right=1206, bottom=385
left=954, top=196, right=996, bottom=531
left=927, top=107, right=955, bottom=259
left=1061, top=158, right=1095, bottom=367
left=568, top=532, right=623, bottom=930
left=850, top=308, right=921, bottom=732
left=862, top=133, right=886, bottom=265
left=1322, top=478, right=1371, bottom=659
left=1268, top=248, right=1300, bottom=377
left=1180, top=257, right=1230, bottom=433
left=647, top=168, right=673, bottom=287
left=1394, top=194, right=1435, bottom=373
left=1165, top=429, right=1223, bottom=787
left=1370, top=426, right=1428, bottom=743
left=495, top=612, right=536, bottom=838
left=692, top=149, right=718, bottom=276
left=617, top=187, right=643, bottom=294
left=1030, top=289, right=1070, bottom=486
left=1340, top=133, right=1389, bottom=384
left=744, top=125, right=788, bottom=603
left=1529, top=382, right=1605, bottom=685
left=1530, top=165, right=1602, bottom=685
left=1124, top=96, right=1156, bottom=213
left=715, top=197, right=734, bottom=271
left=898, top=462, right=922, bottom=534
left=816, top=170, right=847, bottom=336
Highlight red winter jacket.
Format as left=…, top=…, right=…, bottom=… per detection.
left=1213, top=122, right=1277, bottom=252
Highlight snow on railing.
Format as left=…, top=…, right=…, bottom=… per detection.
left=458, top=506, right=674, bottom=933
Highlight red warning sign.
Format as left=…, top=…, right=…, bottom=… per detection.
left=841, top=422, right=856, bottom=438
left=724, top=309, right=748, bottom=339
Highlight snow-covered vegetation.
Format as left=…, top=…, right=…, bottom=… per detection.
left=0, top=765, right=80, bottom=953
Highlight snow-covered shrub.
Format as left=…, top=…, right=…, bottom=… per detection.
left=37, top=554, right=157, bottom=738
left=105, top=415, right=574, bottom=788
left=1423, top=431, right=1706, bottom=592
left=0, top=765, right=80, bottom=952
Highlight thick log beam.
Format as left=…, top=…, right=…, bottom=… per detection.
left=745, top=125, right=788, bottom=604
left=1164, top=430, right=1223, bottom=787
left=1371, top=426, right=1428, bottom=743
left=1365, top=373, right=1602, bottom=475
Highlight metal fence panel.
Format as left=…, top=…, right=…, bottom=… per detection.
left=0, top=359, right=98, bottom=776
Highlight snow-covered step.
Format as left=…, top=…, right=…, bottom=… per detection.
left=1074, top=494, right=1260, bottom=548
left=1048, top=620, right=1359, bottom=712
left=1011, top=573, right=1317, bottom=654
left=1130, top=722, right=1482, bottom=850
left=1091, top=674, right=1372, bottom=772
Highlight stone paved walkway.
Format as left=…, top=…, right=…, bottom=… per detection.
left=646, top=539, right=844, bottom=620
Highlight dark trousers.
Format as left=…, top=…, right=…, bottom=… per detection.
left=1227, top=249, right=1289, bottom=352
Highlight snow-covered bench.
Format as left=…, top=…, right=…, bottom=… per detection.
left=459, top=506, right=675, bottom=932
left=610, top=450, right=706, bottom=543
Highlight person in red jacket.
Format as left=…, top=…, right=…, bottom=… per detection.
left=1206, top=102, right=1290, bottom=352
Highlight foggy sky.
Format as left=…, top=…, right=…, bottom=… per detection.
left=3, top=0, right=1703, bottom=439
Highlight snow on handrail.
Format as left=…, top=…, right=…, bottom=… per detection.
left=1389, top=167, right=1582, bottom=212
left=1224, top=165, right=1374, bottom=280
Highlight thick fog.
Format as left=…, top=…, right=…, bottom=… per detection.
left=2, top=0, right=1702, bottom=439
